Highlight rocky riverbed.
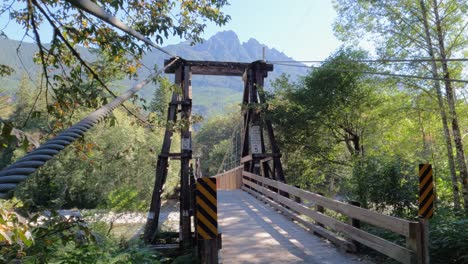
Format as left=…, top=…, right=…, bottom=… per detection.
left=57, top=199, right=181, bottom=239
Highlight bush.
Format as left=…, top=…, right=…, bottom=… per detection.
left=430, top=208, right=468, bottom=263
left=0, top=205, right=33, bottom=261
left=0, top=205, right=161, bottom=263
left=106, top=187, right=149, bottom=212
left=351, top=155, right=417, bottom=217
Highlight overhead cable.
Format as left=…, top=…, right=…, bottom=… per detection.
left=267, top=58, right=468, bottom=64
left=272, top=62, right=468, bottom=84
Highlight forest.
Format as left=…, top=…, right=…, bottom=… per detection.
left=0, top=0, right=467, bottom=263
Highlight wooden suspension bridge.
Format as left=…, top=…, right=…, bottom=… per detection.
left=0, top=1, right=438, bottom=263
left=137, top=58, right=429, bottom=264
left=0, top=58, right=431, bottom=264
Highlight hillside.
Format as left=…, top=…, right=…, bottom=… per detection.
left=0, top=31, right=307, bottom=117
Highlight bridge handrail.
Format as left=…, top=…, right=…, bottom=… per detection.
left=210, top=166, right=243, bottom=190
left=243, top=171, right=411, bottom=236
left=242, top=171, right=426, bottom=264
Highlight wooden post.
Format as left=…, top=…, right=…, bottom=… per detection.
left=314, top=192, right=325, bottom=228
left=195, top=178, right=219, bottom=264
left=144, top=74, right=181, bottom=243
left=200, top=239, right=218, bottom=264
left=348, top=201, right=361, bottom=252
left=419, top=218, right=430, bottom=264
left=180, top=65, right=193, bottom=249
left=416, top=164, right=431, bottom=263
left=407, top=219, right=429, bottom=264
left=294, top=185, right=302, bottom=204
left=189, top=164, right=195, bottom=217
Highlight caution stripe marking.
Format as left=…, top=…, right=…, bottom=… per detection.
left=195, top=178, right=218, bottom=240
left=418, top=164, right=434, bottom=219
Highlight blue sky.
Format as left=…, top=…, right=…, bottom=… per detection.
left=0, top=0, right=341, bottom=61
left=181, top=0, right=341, bottom=61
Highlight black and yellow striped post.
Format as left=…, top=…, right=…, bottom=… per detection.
left=195, top=177, right=218, bottom=263
left=418, top=163, right=433, bottom=264
left=418, top=164, right=434, bottom=219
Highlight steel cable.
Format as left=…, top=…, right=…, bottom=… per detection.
left=272, top=62, right=468, bottom=84
left=0, top=58, right=180, bottom=198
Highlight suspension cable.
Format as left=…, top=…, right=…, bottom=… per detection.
left=267, top=58, right=468, bottom=64
left=0, top=58, right=180, bottom=199
left=216, top=117, right=242, bottom=175
left=0, top=0, right=186, bottom=198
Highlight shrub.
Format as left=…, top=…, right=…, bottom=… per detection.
left=351, top=155, right=417, bottom=217
left=429, top=208, right=468, bottom=263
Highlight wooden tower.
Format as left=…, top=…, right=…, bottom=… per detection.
left=144, top=58, right=286, bottom=247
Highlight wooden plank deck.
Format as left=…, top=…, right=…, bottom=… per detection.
left=218, top=190, right=370, bottom=264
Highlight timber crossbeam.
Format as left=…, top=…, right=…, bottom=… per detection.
left=164, top=58, right=273, bottom=76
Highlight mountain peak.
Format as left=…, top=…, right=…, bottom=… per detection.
left=209, top=30, right=240, bottom=43
left=245, top=38, right=260, bottom=46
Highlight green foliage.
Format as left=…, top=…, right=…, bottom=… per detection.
left=12, top=109, right=180, bottom=210
left=0, top=205, right=161, bottom=263
left=0, top=64, right=14, bottom=77
left=194, top=110, right=241, bottom=175
left=4, top=0, right=230, bottom=121
left=350, top=155, right=417, bottom=216
left=267, top=48, right=384, bottom=194
left=333, top=0, right=468, bottom=211
left=0, top=206, right=33, bottom=261
left=149, top=75, right=174, bottom=124
left=430, top=208, right=468, bottom=263
left=106, top=187, right=148, bottom=212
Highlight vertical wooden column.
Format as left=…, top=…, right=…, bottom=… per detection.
left=241, top=70, right=252, bottom=173
left=144, top=71, right=181, bottom=243
left=253, top=64, right=272, bottom=180
left=315, top=192, right=325, bottom=228
left=180, top=65, right=193, bottom=249
left=248, top=67, right=262, bottom=176
left=348, top=200, right=361, bottom=252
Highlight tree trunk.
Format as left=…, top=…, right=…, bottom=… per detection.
left=416, top=99, right=429, bottom=159
left=418, top=0, right=461, bottom=210
left=432, top=0, right=468, bottom=210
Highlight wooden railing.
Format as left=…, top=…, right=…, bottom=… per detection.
left=242, top=171, right=428, bottom=264
left=211, top=166, right=243, bottom=190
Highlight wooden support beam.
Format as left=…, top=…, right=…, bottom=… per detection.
left=144, top=83, right=181, bottom=243
left=164, top=58, right=273, bottom=76
left=180, top=65, right=193, bottom=249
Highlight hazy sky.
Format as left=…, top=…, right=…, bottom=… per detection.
left=0, top=0, right=341, bottom=61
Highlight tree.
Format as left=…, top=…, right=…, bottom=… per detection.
left=334, top=0, right=468, bottom=209
left=194, top=111, right=241, bottom=176
left=0, top=65, right=14, bottom=118
left=418, top=0, right=461, bottom=209
left=4, top=0, right=230, bottom=123
left=429, top=0, right=468, bottom=210
left=268, top=49, right=383, bottom=193
left=149, top=76, right=173, bottom=123
left=13, top=108, right=180, bottom=209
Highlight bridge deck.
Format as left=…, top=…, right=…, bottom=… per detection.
left=218, top=190, right=368, bottom=264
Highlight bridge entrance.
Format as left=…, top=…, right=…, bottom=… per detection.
left=143, top=59, right=286, bottom=248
